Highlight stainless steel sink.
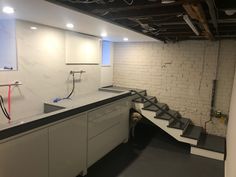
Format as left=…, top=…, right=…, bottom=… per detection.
left=44, top=103, right=65, bottom=114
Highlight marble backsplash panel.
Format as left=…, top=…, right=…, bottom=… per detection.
left=0, top=20, right=101, bottom=123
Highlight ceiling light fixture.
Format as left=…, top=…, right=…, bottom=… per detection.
left=66, top=23, right=74, bottom=29
left=183, top=15, right=199, bottom=36
left=123, top=37, right=128, bottom=41
left=161, top=0, right=175, bottom=4
left=30, top=26, right=37, bottom=30
left=101, top=32, right=107, bottom=37
left=225, top=10, right=236, bottom=16
left=2, top=6, right=15, bottom=14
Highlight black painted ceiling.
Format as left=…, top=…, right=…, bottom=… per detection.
left=46, top=0, right=236, bottom=42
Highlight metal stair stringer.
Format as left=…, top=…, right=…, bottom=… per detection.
left=140, top=108, right=198, bottom=145
left=131, top=90, right=199, bottom=146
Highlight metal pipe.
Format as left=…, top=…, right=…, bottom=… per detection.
left=70, top=70, right=86, bottom=75
left=205, top=0, right=218, bottom=34
left=0, top=81, right=22, bottom=87
left=130, top=90, right=183, bottom=125
left=183, top=15, right=200, bottom=36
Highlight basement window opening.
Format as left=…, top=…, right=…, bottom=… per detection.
left=102, top=41, right=111, bottom=66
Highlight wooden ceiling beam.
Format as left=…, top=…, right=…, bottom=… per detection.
left=182, top=2, right=214, bottom=39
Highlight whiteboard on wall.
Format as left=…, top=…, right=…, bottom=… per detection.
left=65, top=31, right=101, bottom=64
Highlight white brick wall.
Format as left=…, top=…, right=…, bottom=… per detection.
left=113, top=40, right=236, bottom=136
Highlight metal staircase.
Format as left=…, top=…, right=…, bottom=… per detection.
left=131, top=90, right=226, bottom=161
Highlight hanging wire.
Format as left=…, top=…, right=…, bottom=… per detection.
left=65, top=73, right=76, bottom=99
left=0, top=95, right=11, bottom=120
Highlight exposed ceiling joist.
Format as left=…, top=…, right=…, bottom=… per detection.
left=111, top=12, right=181, bottom=20
left=158, top=31, right=194, bottom=35
left=47, top=0, right=236, bottom=41
left=109, top=5, right=184, bottom=20
left=205, top=0, right=218, bottom=34
left=217, top=19, right=236, bottom=24
left=157, top=21, right=187, bottom=25
left=92, top=2, right=182, bottom=14
left=182, top=2, right=214, bottom=39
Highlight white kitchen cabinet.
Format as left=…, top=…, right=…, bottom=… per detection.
left=49, top=113, right=87, bottom=177
left=87, top=99, right=130, bottom=167
left=0, top=129, right=49, bottom=177
left=0, top=97, right=131, bottom=177
left=65, top=31, right=101, bottom=64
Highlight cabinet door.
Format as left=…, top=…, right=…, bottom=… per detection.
left=49, top=113, right=87, bottom=177
left=88, top=101, right=122, bottom=139
left=88, top=99, right=130, bottom=167
left=0, top=129, right=49, bottom=177
left=65, top=31, right=101, bottom=64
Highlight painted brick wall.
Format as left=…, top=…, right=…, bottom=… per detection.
left=113, top=40, right=236, bottom=136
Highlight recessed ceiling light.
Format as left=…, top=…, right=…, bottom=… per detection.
left=30, top=26, right=37, bottom=30
left=66, top=23, right=74, bottom=29
left=225, top=10, right=236, bottom=16
left=2, top=6, right=15, bottom=14
left=101, top=32, right=107, bottom=37
left=123, top=37, right=128, bottom=41
left=161, top=0, right=175, bottom=4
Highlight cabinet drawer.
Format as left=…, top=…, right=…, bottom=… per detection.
left=88, top=102, right=122, bottom=121
left=88, top=119, right=128, bottom=167
left=88, top=100, right=128, bottom=139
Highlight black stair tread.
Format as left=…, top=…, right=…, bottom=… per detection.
left=181, top=125, right=203, bottom=140
left=133, top=96, right=156, bottom=103
left=103, top=86, right=146, bottom=93
left=155, top=109, right=179, bottom=121
left=193, top=133, right=226, bottom=153
left=142, top=102, right=168, bottom=112
left=167, top=117, right=190, bottom=130
left=142, top=105, right=159, bottom=112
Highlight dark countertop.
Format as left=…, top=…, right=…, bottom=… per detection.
left=0, top=90, right=131, bottom=140
left=99, top=85, right=146, bottom=94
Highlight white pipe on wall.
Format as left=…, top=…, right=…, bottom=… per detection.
left=183, top=15, right=200, bottom=36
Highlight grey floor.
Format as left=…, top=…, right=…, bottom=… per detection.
left=84, top=120, right=224, bottom=177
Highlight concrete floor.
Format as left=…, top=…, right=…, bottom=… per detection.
left=84, top=120, right=224, bottom=177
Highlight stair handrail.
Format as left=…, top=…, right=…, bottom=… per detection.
left=130, top=90, right=184, bottom=125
